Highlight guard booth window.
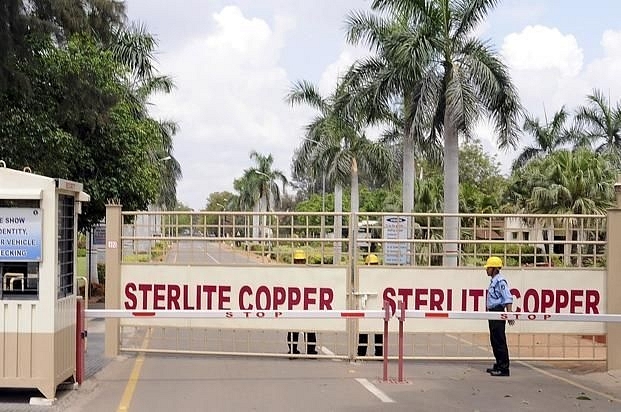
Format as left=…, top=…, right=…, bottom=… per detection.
left=0, top=199, right=40, bottom=299
left=57, top=195, right=74, bottom=298
left=0, top=262, right=39, bottom=299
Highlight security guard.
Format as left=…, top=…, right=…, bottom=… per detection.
left=287, top=249, right=318, bottom=356
left=357, top=254, right=383, bottom=357
left=484, top=256, right=514, bottom=376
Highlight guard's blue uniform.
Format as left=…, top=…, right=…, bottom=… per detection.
left=487, top=273, right=513, bottom=374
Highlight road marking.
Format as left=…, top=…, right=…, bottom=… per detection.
left=516, top=361, right=621, bottom=404
left=205, top=251, right=220, bottom=263
left=446, top=334, right=621, bottom=404
left=117, top=330, right=152, bottom=412
left=319, top=345, right=343, bottom=362
left=355, top=378, right=395, bottom=403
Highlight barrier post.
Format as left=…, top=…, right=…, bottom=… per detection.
left=382, top=300, right=390, bottom=382
left=397, top=300, right=405, bottom=382
left=608, top=177, right=621, bottom=370
left=75, top=297, right=85, bottom=385
left=105, top=202, right=122, bottom=357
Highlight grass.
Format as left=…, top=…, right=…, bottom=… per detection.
left=77, top=256, right=87, bottom=277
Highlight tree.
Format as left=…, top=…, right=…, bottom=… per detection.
left=0, top=2, right=181, bottom=228
left=513, top=107, right=571, bottom=170
left=458, top=139, right=506, bottom=213
left=574, top=88, right=621, bottom=167
left=288, top=79, right=396, bottom=262
left=246, top=151, right=287, bottom=212
left=381, top=0, right=521, bottom=266
left=509, top=149, right=615, bottom=264
left=344, top=6, right=443, bottom=215
left=241, top=151, right=287, bottom=238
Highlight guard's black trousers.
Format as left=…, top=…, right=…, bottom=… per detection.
left=287, top=331, right=316, bottom=354
left=488, top=318, right=510, bottom=371
left=357, top=333, right=383, bottom=356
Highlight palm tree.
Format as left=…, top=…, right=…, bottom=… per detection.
left=520, top=148, right=615, bottom=265
left=513, top=107, right=571, bottom=170
left=233, top=174, right=259, bottom=238
left=111, top=23, right=181, bottom=209
left=243, top=151, right=287, bottom=238
left=381, top=0, right=522, bottom=266
left=288, top=80, right=397, bottom=263
left=575, top=88, right=621, bottom=166
left=344, top=9, right=442, bottom=216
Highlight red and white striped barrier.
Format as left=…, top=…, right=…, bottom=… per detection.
left=85, top=306, right=621, bottom=384
left=404, top=310, right=621, bottom=322
left=85, top=309, right=621, bottom=322
left=84, top=309, right=388, bottom=319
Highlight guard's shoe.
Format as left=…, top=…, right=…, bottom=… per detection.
left=288, top=349, right=300, bottom=355
left=307, top=349, right=318, bottom=355
left=489, top=369, right=510, bottom=377
left=486, top=364, right=499, bottom=373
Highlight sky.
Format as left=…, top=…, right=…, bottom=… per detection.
left=123, top=0, right=621, bottom=210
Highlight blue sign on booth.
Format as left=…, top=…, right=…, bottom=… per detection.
left=0, top=208, right=43, bottom=261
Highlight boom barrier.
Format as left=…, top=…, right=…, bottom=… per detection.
left=85, top=309, right=621, bottom=322
left=86, top=307, right=620, bottom=383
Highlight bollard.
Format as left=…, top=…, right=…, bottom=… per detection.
left=75, top=297, right=86, bottom=385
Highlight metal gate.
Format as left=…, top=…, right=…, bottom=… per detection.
left=98, top=206, right=617, bottom=367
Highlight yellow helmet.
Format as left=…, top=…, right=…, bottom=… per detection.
left=365, top=254, right=379, bottom=265
left=293, top=249, right=306, bottom=260
left=484, top=256, right=503, bottom=269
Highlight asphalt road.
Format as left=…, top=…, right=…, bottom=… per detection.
left=0, top=316, right=603, bottom=411
left=58, top=326, right=621, bottom=412
left=0, top=242, right=619, bottom=411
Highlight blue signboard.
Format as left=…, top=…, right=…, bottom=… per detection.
left=0, top=208, right=43, bottom=261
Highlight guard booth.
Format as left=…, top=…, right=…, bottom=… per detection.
left=0, top=165, right=89, bottom=399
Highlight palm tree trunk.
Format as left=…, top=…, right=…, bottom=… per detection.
left=259, top=195, right=268, bottom=238
left=402, top=127, right=415, bottom=214
left=443, top=117, right=459, bottom=267
left=403, top=123, right=416, bottom=266
left=351, top=159, right=359, bottom=213
left=334, top=183, right=343, bottom=265
left=564, top=222, right=571, bottom=265
left=252, top=202, right=260, bottom=239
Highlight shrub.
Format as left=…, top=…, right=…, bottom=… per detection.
left=97, top=264, right=105, bottom=285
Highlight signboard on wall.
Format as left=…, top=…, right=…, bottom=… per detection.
left=0, top=208, right=42, bottom=261
left=383, top=216, right=409, bottom=265
left=358, top=267, right=606, bottom=334
left=92, top=224, right=106, bottom=246
left=120, top=265, right=349, bottom=331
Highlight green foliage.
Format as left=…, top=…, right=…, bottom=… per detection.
left=507, top=149, right=615, bottom=214
left=97, top=263, right=106, bottom=285
left=1, top=4, right=178, bottom=230
left=458, top=139, right=508, bottom=213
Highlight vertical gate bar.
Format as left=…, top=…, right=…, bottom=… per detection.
left=382, top=301, right=390, bottom=382
left=398, top=300, right=405, bottom=382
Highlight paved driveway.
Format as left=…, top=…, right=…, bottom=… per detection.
left=0, top=318, right=618, bottom=411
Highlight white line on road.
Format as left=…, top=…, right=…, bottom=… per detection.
left=319, top=345, right=342, bottom=362
left=204, top=251, right=220, bottom=264
left=355, top=378, right=395, bottom=403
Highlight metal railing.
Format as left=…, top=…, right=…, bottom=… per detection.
left=119, top=211, right=607, bottom=268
